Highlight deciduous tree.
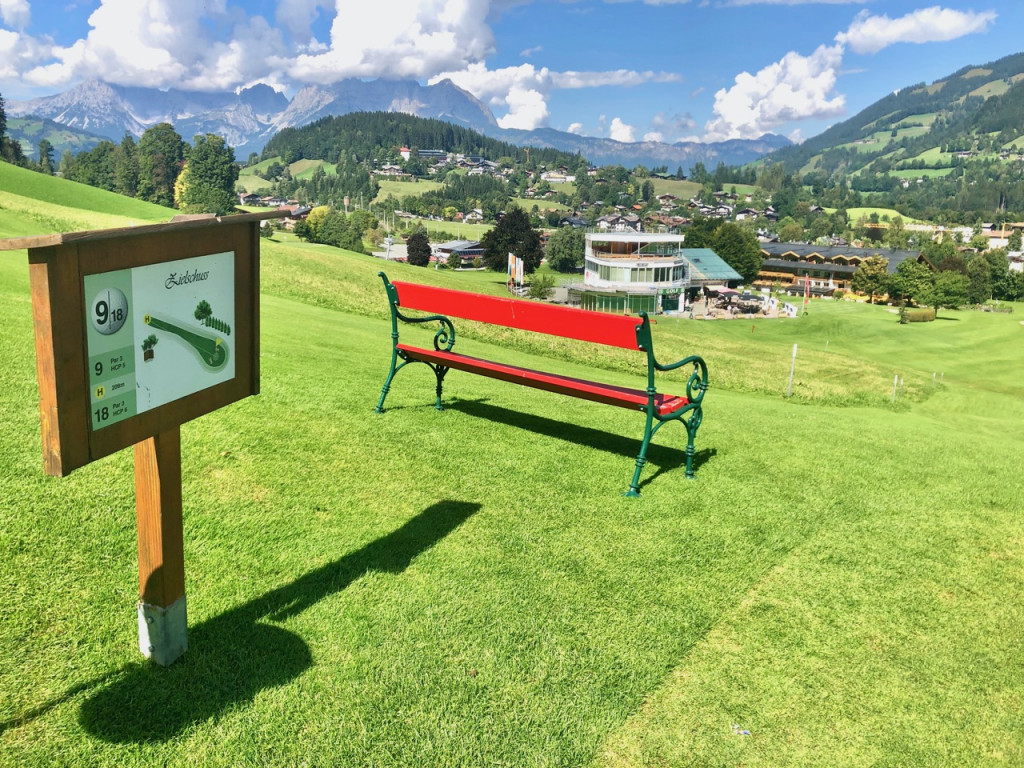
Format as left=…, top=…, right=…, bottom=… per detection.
left=545, top=226, right=585, bottom=272
left=851, top=255, right=890, bottom=303
left=929, top=270, right=969, bottom=311
left=481, top=206, right=542, bottom=273
left=174, top=134, right=239, bottom=215
left=888, top=259, right=933, bottom=305
left=711, top=222, right=763, bottom=284
left=406, top=231, right=431, bottom=266
left=138, top=123, right=186, bottom=207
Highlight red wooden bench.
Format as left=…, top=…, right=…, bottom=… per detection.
left=375, top=272, right=709, bottom=496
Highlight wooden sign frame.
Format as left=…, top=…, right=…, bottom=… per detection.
left=4, top=212, right=281, bottom=476
left=3, top=211, right=284, bottom=666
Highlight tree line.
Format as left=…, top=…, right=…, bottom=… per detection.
left=0, top=92, right=240, bottom=217
left=54, top=123, right=239, bottom=214
left=850, top=237, right=1024, bottom=310
left=262, top=111, right=578, bottom=170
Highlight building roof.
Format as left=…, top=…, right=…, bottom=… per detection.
left=681, top=248, right=744, bottom=283
left=762, top=258, right=857, bottom=275
left=761, top=242, right=925, bottom=274
left=434, top=240, right=482, bottom=254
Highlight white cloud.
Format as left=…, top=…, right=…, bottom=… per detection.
left=609, top=117, right=635, bottom=142
left=836, top=6, right=997, bottom=54
left=566, top=122, right=584, bottom=134
left=21, top=0, right=290, bottom=91
left=643, top=131, right=664, bottom=142
left=520, top=45, right=541, bottom=58
left=431, top=62, right=680, bottom=130
left=497, top=85, right=548, bottom=129
left=275, top=0, right=329, bottom=48
left=289, top=0, right=496, bottom=83
left=551, top=69, right=680, bottom=89
left=0, top=0, right=30, bottom=30
left=0, top=27, right=52, bottom=82
left=703, top=43, right=845, bottom=141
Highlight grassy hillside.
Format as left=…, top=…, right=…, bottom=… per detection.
left=1, top=169, right=1022, bottom=766
left=0, top=162, right=173, bottom=230
left=237, top=157, right=340, bottom=194
left=7, top=116, right=108, bottom=160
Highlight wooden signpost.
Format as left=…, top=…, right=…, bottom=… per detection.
left=1, top=211, right=284, bottom=665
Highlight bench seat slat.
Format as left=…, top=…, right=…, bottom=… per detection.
left=391, top=280, right=644, bottom=350
left=398, top=344, right=689, bottom=415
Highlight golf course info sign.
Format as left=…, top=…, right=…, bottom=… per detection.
left=0, top=212, right=280, bottom=476
left=85, top=250, right=236, bottom=432
left=1, top=211, right=283, bottom=666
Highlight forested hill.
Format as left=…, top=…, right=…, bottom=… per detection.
left=767, top=51, right=1024, bottom=174
left=262, top=111, right=581, bottom=167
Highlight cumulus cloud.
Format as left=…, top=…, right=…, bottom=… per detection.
left=431, top=62, right=679, bottom=130
left=498, top=85, right=549, bottom=129
left=566, top=122, right=584, bottom=134
left=703, top=43, right=845, bottom=141
left=643, top=131, right=663, bottom=142
left=21, top=0, right=290, bottom=91
left=609, top=117, right=635, bottom=142
left=289, top=0, right=496, bottom=83
left=0, top=0, right=30, bottom=30
left=836, top=6, right=998, bottom=54
left=700, top=5, right=998, bottom=141
left=275, top=0, right=330, bottom=50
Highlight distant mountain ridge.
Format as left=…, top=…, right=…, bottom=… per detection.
left=763, top=50, right=1024, bottom=176
left=7, top=79, right=788, bottom=169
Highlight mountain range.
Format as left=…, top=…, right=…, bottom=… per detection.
left=7, top=79, right=789, bottom=170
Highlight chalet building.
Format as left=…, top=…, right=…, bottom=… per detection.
left=596, top=214, right=642, bottom=232
left=644, top=213, right=689, bottom=230
left=562, top=233, right=742, bottom=314
left=374, top=163, right=405, bottom=177
left=756, top=243, right=930, bottom=296
left=559, top=215, right=588, bottom=228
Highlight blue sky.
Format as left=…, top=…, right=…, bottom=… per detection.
left=1, top=1, right=1021, bottom=145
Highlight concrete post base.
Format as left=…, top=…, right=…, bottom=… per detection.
left=138, top=595, right=188, bottom=666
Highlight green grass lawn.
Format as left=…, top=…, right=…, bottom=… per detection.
left=845, top=207, right=920, bottom=224
left=373, top=178, right=443, bottom=201
left=1, top=172, right=1022, bottom=766
left=889, top=168, right=955, bottom=179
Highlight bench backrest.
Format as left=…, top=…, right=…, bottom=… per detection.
left=390, top=279, right=645, bottom=350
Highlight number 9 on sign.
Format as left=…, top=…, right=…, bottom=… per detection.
left=91, top=288, right=129, bottom=335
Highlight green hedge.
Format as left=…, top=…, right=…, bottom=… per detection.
left=900, top=306, right=936, bottom=323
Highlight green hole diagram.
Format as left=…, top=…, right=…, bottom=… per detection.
left=144, top=315, right=228, bottom=370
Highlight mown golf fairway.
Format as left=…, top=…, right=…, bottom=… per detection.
left=1, top=164, right=1021, bottom=766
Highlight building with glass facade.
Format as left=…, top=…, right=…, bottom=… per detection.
left=565, top=233, right=742, bottom=314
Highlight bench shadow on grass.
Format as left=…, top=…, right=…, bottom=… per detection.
left=447, top=398, right=715, bottom=491
left=78, top=499, right=480, bottom=743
